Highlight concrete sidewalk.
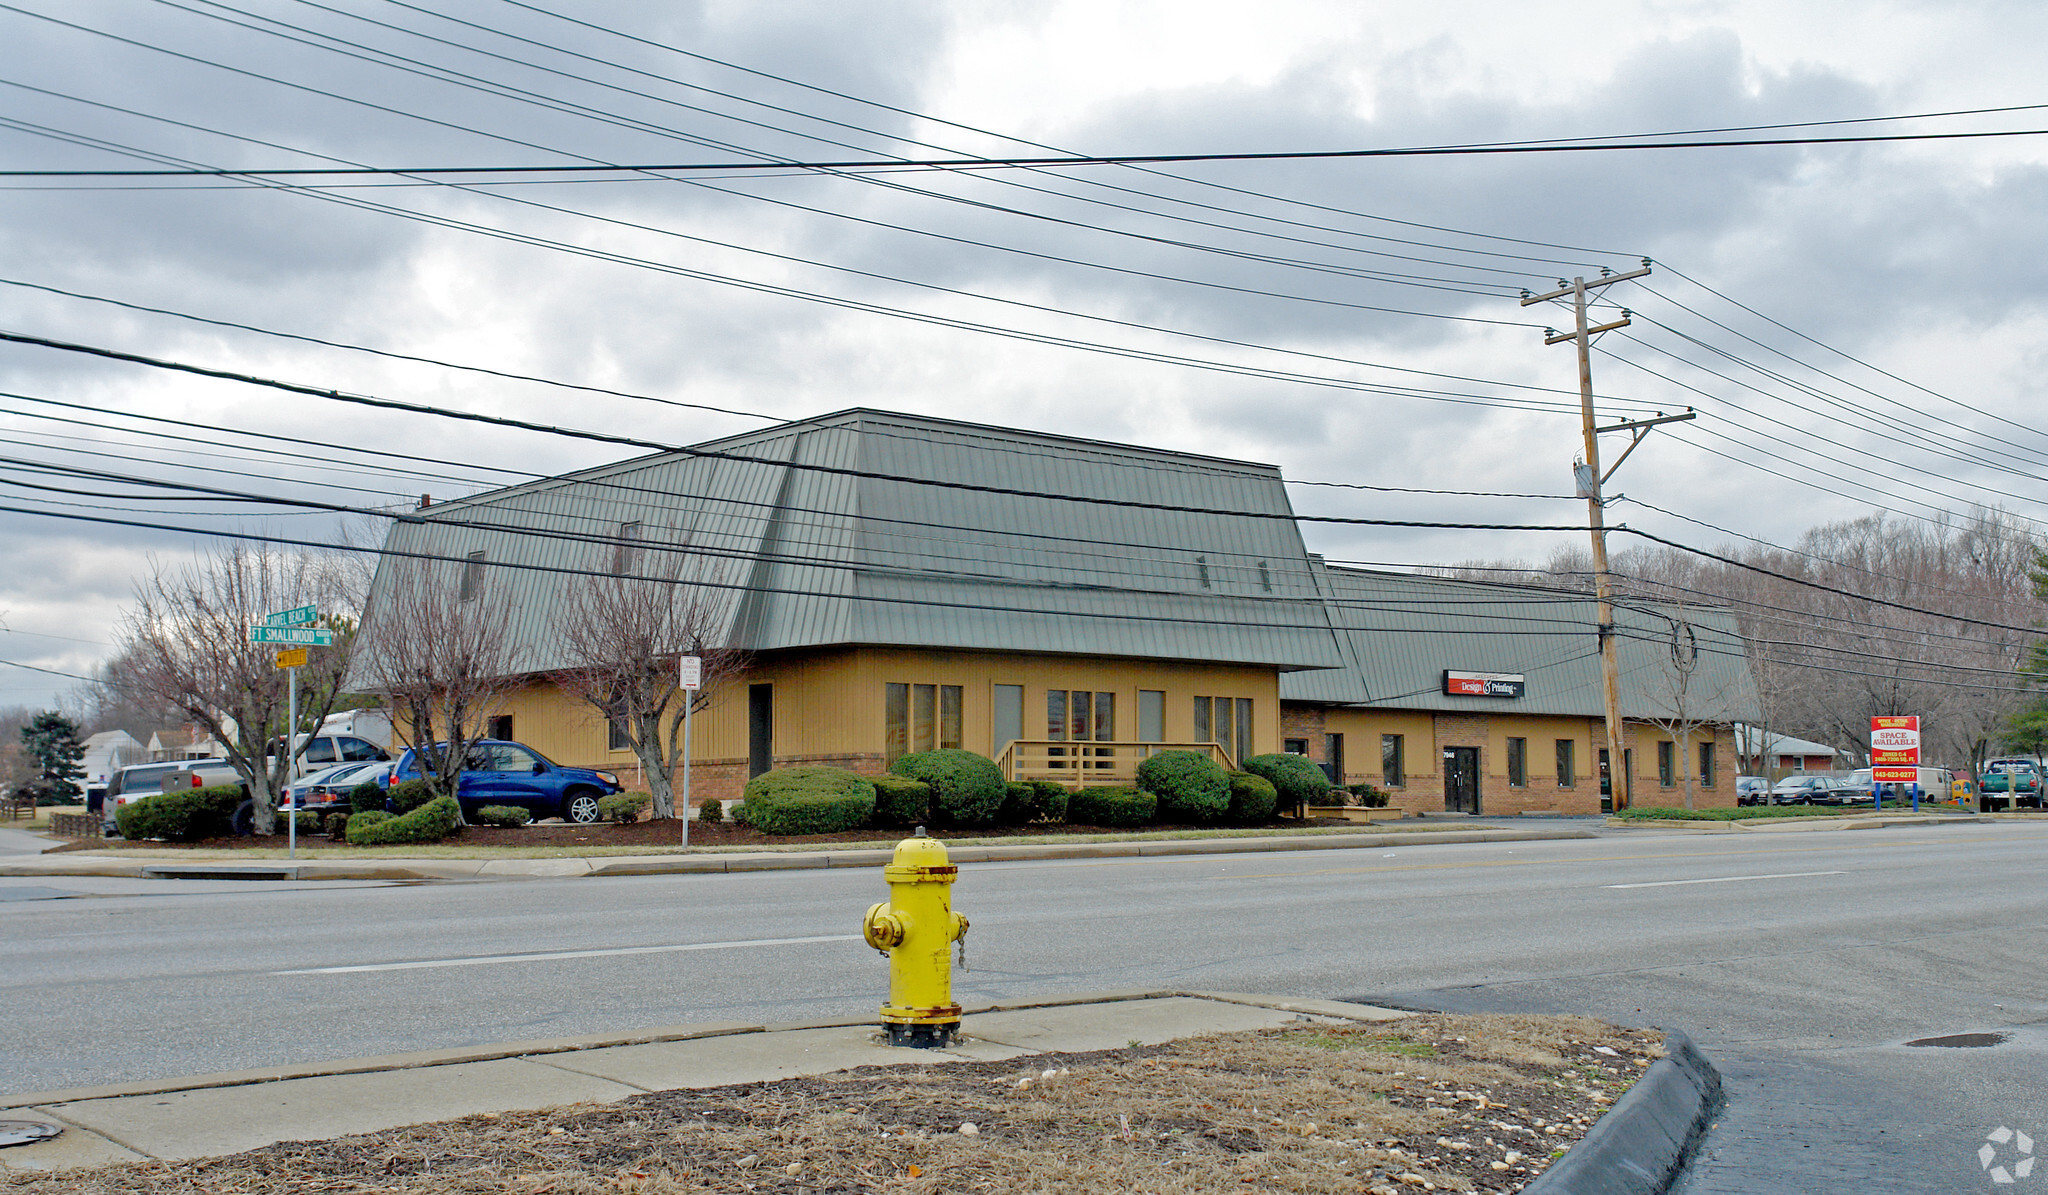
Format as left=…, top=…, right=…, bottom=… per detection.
left=0, top=991, right=1406, bottom=1173
left=0, top=823, right=1595, bottom=881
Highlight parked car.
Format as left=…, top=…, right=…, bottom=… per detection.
left=1768, top=775, right=1835, bottom=805
left=1735, top=776, right=1771, bottom=806
left=386, top=740, right=622, bottom=824
left=273, top=760, right=390, bottom=825
left=1980, top=758, right=2043, bottom=810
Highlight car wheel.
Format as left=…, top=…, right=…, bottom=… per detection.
left=230, top=800, right=255, bottom=837
left=563, top=790, right=603, bottom=824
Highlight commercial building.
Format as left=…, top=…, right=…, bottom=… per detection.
left=356, top=408, right=1757, bottom=813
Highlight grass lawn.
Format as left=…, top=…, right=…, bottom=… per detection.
left=1613, top=802, right=1945, bottom=822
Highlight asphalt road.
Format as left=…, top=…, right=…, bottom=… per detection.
left=6, top=822, right=2044, bottom=1191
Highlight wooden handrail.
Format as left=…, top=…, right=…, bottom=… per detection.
left=994, top=740, right=1237, bottom=787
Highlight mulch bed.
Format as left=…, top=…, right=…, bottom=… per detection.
left=5, top=1015, right=1664, bottom=1194
left=52, top=819, right=1258, bottom=853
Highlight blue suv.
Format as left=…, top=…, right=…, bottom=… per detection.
left=386, top=740, right=623, bottom=824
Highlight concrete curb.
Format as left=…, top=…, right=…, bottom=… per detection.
left=1524, top=1030, right=1722, bottom=1195
left=0, top=827, right=1594, bottom=882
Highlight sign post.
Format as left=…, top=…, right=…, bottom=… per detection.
left=679, top=655, right=702, bottom=846
left=254, top=608, right=327, bottom=858
left=1871, top=716, right=1921, bottom=813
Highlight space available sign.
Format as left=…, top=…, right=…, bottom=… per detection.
left=1870, top=715, right=1920, bottom=783
left=1442, top=670, right=1526, bottom=698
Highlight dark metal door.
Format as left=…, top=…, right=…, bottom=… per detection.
left=1443, top=746, right=1480, bottom=814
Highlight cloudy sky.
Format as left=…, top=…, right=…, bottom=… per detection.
left=1, top=0, right=2046, bottom=710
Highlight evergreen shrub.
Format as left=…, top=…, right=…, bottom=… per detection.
left=114, top=785, right=243, bottom=842
left=696, top=797, right=724, bottom=823
left=386, top=779, right=436, bottom=815
left=888, top=750, right=1005, bottom=825
left=1226, top=771, right=1279, bottom=824
left=870, top=775, right=932, bottom=827
left=324, top=810, right=353, bottom=837
left=1135, top=750, right=1230, bottom=822
left=346, top=796, right=461, bottom=845
left=348, top=782, right=386, bottom=814
left=474, top=804, right=531, bottom=828
left=597, top=792, right=651, bottom=823
left=741, top=767, right=876, bottom=835
left=1065, top=784, right=1157, bottom=827
left=1243, top=753, right=1332, bottom=815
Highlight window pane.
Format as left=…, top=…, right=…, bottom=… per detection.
left=1699, top=742, right=1715, bottom=787
left=608, top=715, right=630, bottom=752
left=1382, top=734, right=1404, bottom=787
left=1048, top=690, right=1067, bottom=741
left=885, top=683, right=908, bottom=764
left=939, top=686, right=963, bottom=750
left=1658, top=741, right=1674, bottom=785
left=1138, top=690, right=1164, bottom=742
left=1192, top=696, right=1211, bottom=743
left=1215, top=700, right=1233, bottom=761
left=1069, top=691, right=1091, bottom=741
left=992, top=684, right=1023, bottom=754
left=1094, top=692, right=1115, bottom=741
left=1556, top=739, right=1574, bottom=787
left=1236, top=698, right=1254, bottom=763
left=913, top=684, right=936, bottom=753
left=1507, top=737, right=1526, bottom=787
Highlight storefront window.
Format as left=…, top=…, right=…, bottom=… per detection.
left=1382, top=734, right=1404, bottom=787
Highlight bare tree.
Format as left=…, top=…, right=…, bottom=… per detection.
left=110, top=544, right=359, bottom=833
left=1634, top=614, right=1749, bottom=811
left=552, top=528, right=745, bottom=828
left=352, top=553, right=522, bottom=806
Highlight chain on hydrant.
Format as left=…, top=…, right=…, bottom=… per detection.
left=862, top=826, right=970, bottom=1048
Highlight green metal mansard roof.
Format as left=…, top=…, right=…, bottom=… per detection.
left=360, top=408, right=1349, bottom=674
left=1281, top=561, right=1763, bottom=722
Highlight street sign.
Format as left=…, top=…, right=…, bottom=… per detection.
left=1871, top=715, right=1920, bottom=783
left=261, top=605, right=319, bottom=627
left=679, top=655, right=702, bottom=691
left=249, top=625, right=336, bottom=646
left=274, top=647, right=309, bottom=669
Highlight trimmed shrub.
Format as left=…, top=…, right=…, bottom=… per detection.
left=888, top=750, right=1005, bottom=826
left=1243, top=753, right=1332, bottom=815
left=349, top=782, right=386, bottom=814
left=1136, top=750, right=1230, bottom=822
left=998, top=779, right=1070, bottom=825
left=1226, top=771, right=1279, bottom=824
left=871, top=775, right=932, bottom=827
left=741, top=767, right=876, bottom=836
left=474, top=804, right=531, bottom=828
left=598, top=792, right=651, bottom=824
left=344, top=809, right=391, bottom=835
left=324, top=810, right=353, bottom=838
left=291, top=810, right=320, bottom=834
left=696, top=797, right=724, bottom=823
left=1066, top=784, right=1157, bottom=827
left=386, top=779, right=436, bottom=815
left=114, top=785, right=243, bottom=842
left=346, top=796, right=461, bottom=845
left=1348, top=783, right=1390, bottom=809
left=728, top=801, right=751, bottom=827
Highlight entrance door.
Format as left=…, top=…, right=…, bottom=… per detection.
left=1443, top=746, right=1480, bottom=814
left=748, top=684, right=773, bottom=779
left=1325, top=733, right=1345, bottom=785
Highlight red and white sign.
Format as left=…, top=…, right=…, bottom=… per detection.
left=678, top=655, right=702, bottom=691
left=1871, top=715, right=1920, bottom=783
left=1442, top=670, right=1525, bottom=698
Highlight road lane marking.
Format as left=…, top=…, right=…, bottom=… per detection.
left=1603, top=870, right=1845, bottom=890
left=1220, top=837, right=1994, bottom=880
left=272, top=934, right=861, bottom=975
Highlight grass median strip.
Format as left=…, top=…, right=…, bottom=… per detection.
left=10, top=1015, right=1662, bottom=1194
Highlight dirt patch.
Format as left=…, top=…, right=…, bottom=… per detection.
left=52, top=818, right=1261, bottom=853
left=6, top=1016, right=1663, bottom=1194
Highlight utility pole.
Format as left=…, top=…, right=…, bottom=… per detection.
left=1520, top=263, right=1692, bottom=811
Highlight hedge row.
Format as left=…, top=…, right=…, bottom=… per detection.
left=740, top=767, right=875, bottom=835
left=346, top=796, right=462, bottom=845
left=114, top=785, right=244, bottom=842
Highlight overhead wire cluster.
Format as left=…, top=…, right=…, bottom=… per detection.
left=0, top=0, right=2039, bottom=699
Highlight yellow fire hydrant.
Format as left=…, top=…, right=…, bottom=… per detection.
left=862, top=829, right=970, bottom=1047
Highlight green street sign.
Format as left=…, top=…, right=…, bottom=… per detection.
left=261, top=605, right=319, bottom=627
left=249, top=625, right=335, bottom=646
